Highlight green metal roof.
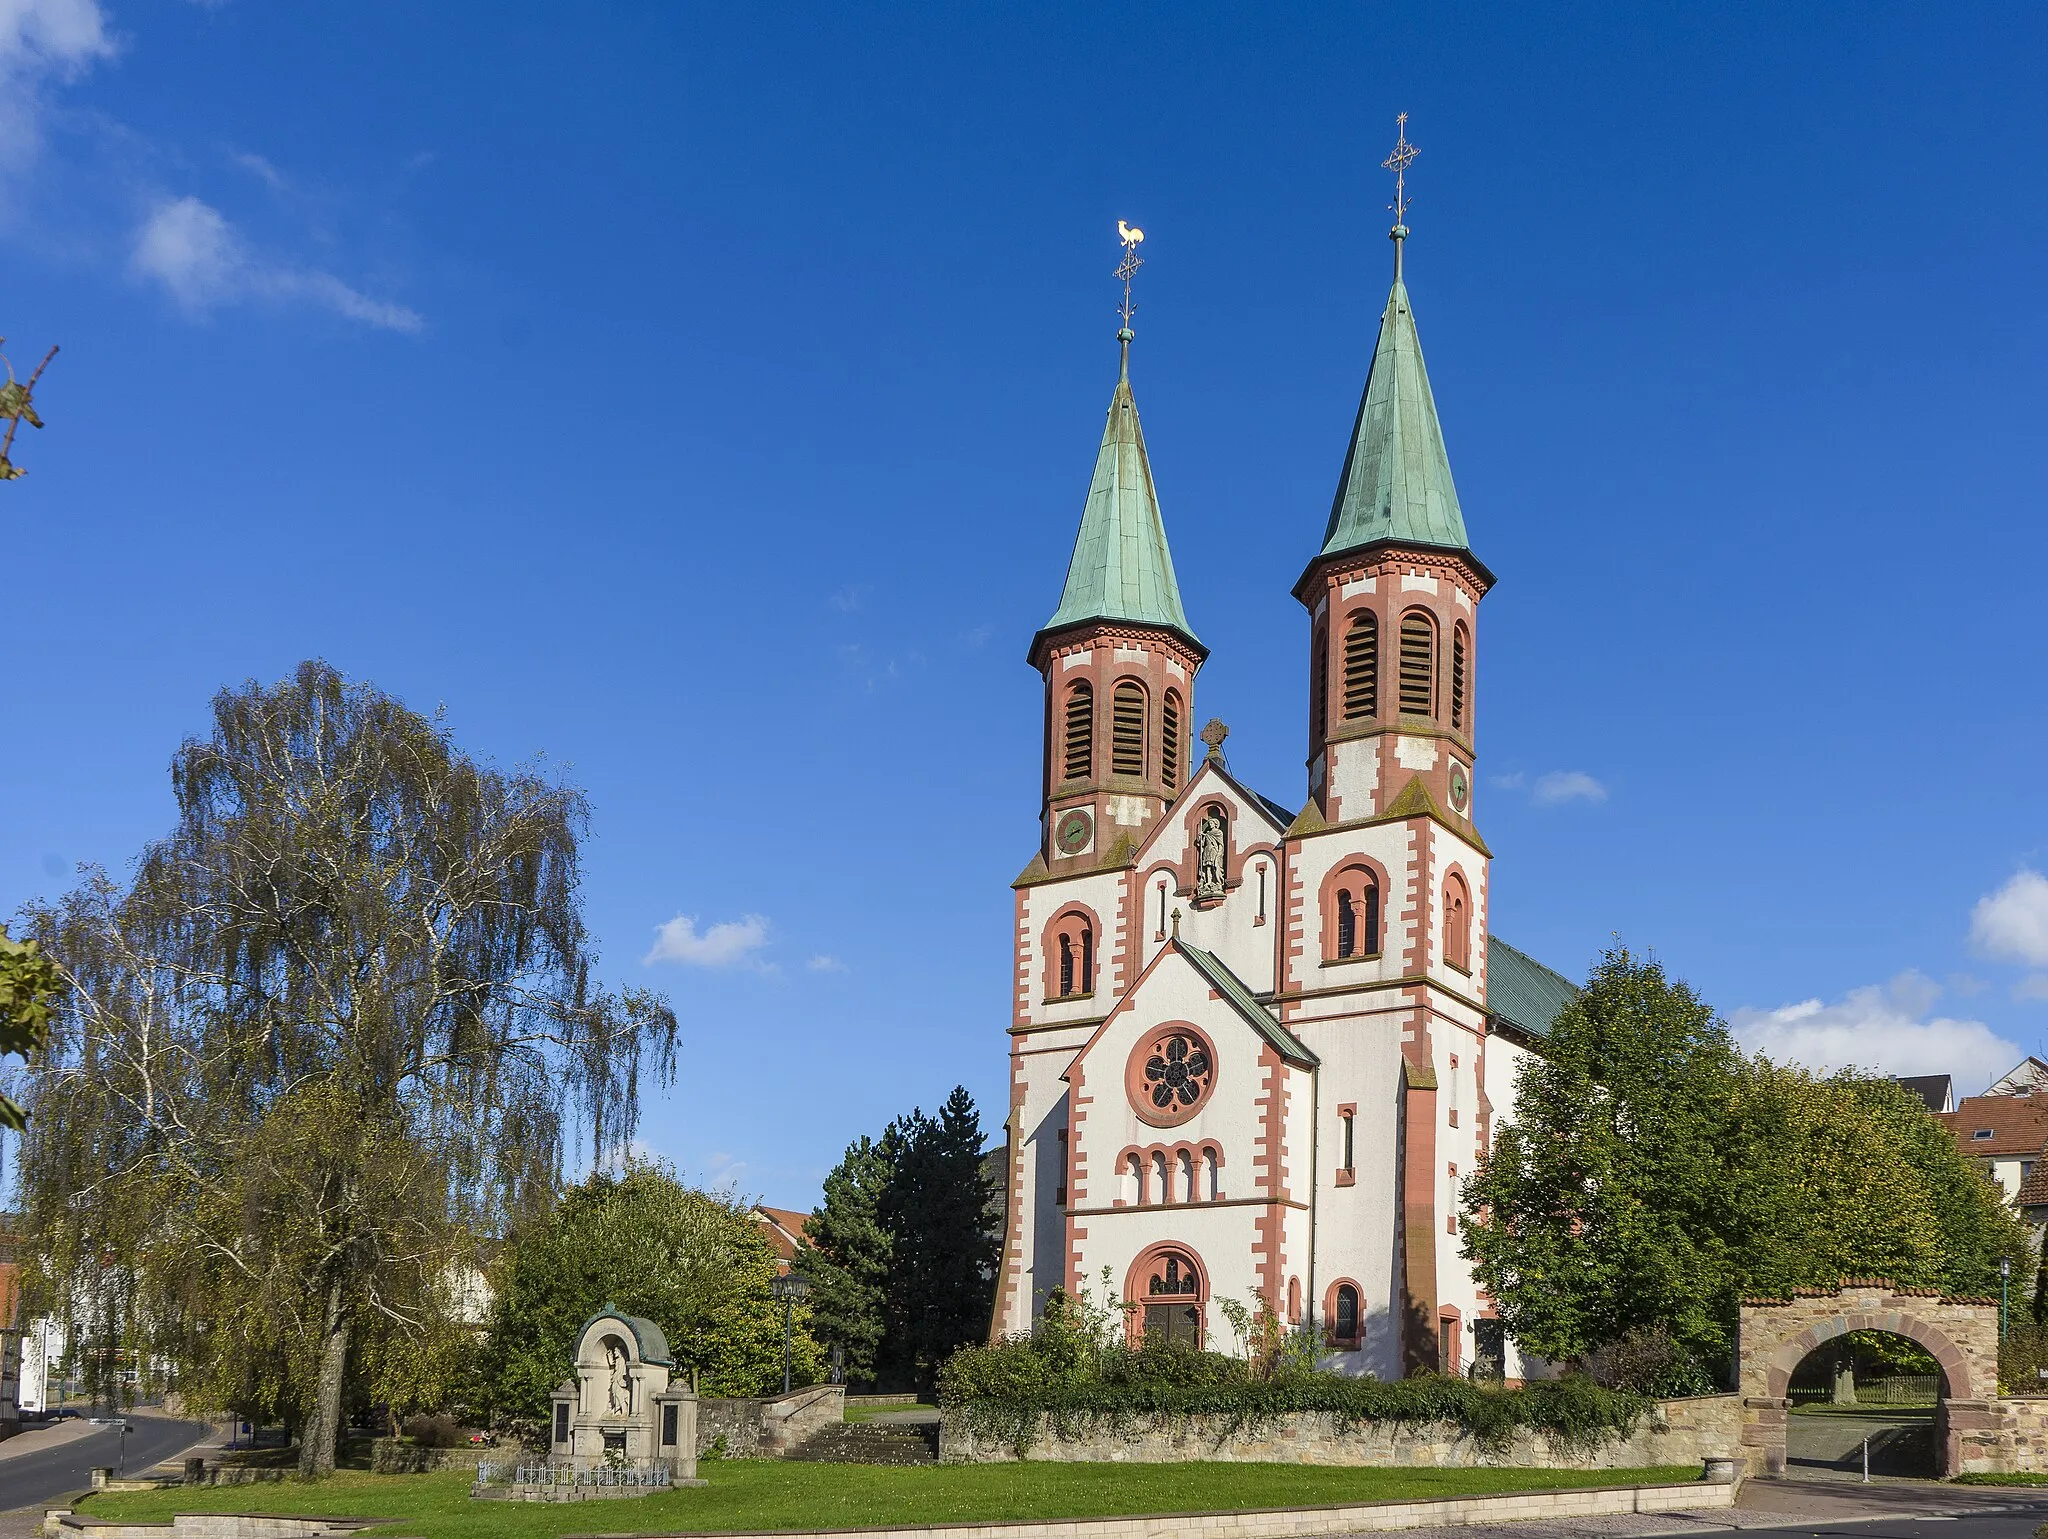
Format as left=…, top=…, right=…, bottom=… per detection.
left=1039, top=346, right=1199, bottom=651
left=1485, top=936, right=1578, bottom=1040
left=1178, top=943, right=1318, bottom=1068
left=1320, top=280, right=1471, bottom=559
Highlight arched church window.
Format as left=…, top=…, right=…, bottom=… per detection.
left=1162, top=691, right=1183, bottom=793
left=1334, top=1283, right=1361, bottom=1345
left=1444, top=873, right=1471, bottom=972
left=1137, top=1247, right=1205, bottom=1348
left=1079, top=926, right=1094, bottom=993
left=1111, top=680, right=1147, bottom=778
left=1451, top=622, right=1470, bottom=731
left=1399, top=611, right=1436, bottom=717
left=1344, top=612, right=1378, bottom=719
left=1337, top=889, right=1357, bottom=959
left=1063, top=682, right=1093, bottom=781
left=1288, top=1277, right=1302, bottom=1324
left=1331, top=871, right=1380, bottom=960
left=1058, top=934, right=1074, bottom=997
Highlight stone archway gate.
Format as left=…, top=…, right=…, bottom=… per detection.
left=1738, top=1282, right=2003, bottom=1477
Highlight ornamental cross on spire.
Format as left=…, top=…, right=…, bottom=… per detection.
left=1115, top=219, right=1145, bottom=333
left=1383, top=112, right=1418, bottom=229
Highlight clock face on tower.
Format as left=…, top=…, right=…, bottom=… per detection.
left=1448, top=765, right=1469, bottom=814
left=1056, top=809, right=1093, bottom=855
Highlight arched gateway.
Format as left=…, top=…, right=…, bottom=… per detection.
left=1739, top=1282, right=2001, bottom=1477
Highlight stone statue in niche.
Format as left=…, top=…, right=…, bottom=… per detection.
left=605, top=1337, right=630, bottom=1415
left=1194, top=809, right=1227, bottom=901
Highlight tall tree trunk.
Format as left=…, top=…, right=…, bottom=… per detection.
left=298, top=1274, right=351, bottom=1477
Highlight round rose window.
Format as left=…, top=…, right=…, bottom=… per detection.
left=1126, top=1024, right=1217, bottom=1126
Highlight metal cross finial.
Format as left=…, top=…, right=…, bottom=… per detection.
left=1115, top=219, right=1145, bottom=334
left=1384, top=112, right=1418, bottom=227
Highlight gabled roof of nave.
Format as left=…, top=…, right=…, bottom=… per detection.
left=1036, top=341, right=1202, bottom=655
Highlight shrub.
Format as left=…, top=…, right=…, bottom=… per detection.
left=401, top=1412, right=465, bottom=1448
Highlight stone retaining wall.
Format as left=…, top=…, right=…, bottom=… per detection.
left=698, top=1384, right=844, bottom=1457
left=366, top=1440, right=485, bottom=1474
left=939, top=1394, right=1740, bottom=1469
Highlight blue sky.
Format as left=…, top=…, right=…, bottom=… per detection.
left=5, top=2, right=2048, bottom=1209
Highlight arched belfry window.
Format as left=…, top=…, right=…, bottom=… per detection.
left=1344, top=612, right=1378, bottom=719
left=1063, top=682, right=1093, bottom=782
left=1451, top=623, right=1470, bottom=731
left=1330, top=868, right=1381, bottom=961
left=1162, top=691, right=1183, bottom=793
left=1058, top=934, right=1074, bottom=996
left=1399, top=611, right=1436, bottom=718
left=1111, top=680, right=1147, bottom=778
left=1337, top=890, right=1356, bottom=958
left=1051, top=913, right=1096, bottom=999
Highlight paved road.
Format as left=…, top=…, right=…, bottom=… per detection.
left=0, top=1414, right=212, bottom=1515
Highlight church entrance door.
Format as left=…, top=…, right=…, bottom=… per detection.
left=1143, top=1302, right=1200, bottom=1348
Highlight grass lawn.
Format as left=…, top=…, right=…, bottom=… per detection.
left=78, top=1460, right=1702, bottom=1538
left=841, top=1402, right=937, bottom=1424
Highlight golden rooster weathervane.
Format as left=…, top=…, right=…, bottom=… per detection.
left=1115, top=219, right=1145, bottom=333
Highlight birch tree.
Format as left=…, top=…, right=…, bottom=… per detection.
left=14, top=660, right=677, bottom=1473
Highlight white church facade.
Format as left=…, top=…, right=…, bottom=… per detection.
left=991, top=218, right=1576, bottom=1380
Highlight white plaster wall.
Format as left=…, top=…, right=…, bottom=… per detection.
left=1423, top=824, right=1489, bottom=999
left=1006, top=1030, right=1084, bottom=1332
left=1328, top=738, right=1381, bottom=821
left=1018, top=868, right=1130, bottom=1026
left=1287, top=821, right=1425, bottom=1004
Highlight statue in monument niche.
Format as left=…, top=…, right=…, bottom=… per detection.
left=544, top=1309, right=703, bottom=1485
left=1194, top=809, right=1226, bottom=901
left=605, top=1338, right=630, bottom=1415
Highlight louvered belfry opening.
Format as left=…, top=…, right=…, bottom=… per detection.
left=1311, top=626, right=1329, bottom=739
left=1399, top=611, right=1436, bottom=717
left=1063, top=682, right=1093, bottom=781
left=1344, top=612, right=1378, bottom=719
left=1111, top=680, right=1146, bottom=777
left=1161, top=691, right=1182, bottom=793
left=1451, top=623, right=1469, bottom=731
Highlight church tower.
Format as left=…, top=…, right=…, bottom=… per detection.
left=1026, top=326, right=1206, bottom=873
left=1279, top=119, right=1500, bottom=1376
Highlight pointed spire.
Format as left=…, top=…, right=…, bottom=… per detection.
left=1037, top=332, right=1200, bottom=651
left=1318, top=276, right=1470, bottom=559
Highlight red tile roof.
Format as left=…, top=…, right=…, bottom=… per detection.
left=1939, top=1094, right=2048, bottom=1157
left=751, top=1205, right=811, bottom=1265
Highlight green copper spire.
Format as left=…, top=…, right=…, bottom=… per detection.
left=1039, top=333, right=1200, bottom=650
left=1319, top=274, right=1470, bottom=559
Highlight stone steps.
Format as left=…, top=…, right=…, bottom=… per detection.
left=787, top=1421, right=938, bottom=1465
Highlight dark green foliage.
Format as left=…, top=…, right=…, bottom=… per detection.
left=802, top=1087, right=999, bottom=1394
left=1461, top=946, right=2030, bottom=1385
left=798, top=1136, right=894, bottom=1387
left=877, top=1087, right=1001, bottom=1393
left=474, top=1163, right=820, bottom=1416
left=0, top=925, right=59, bottom=1131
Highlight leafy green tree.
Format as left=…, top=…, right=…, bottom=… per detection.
left=1463, top=946, right=2030, bottom=1384
left=474, top=1162, right=819, bottom=1416
left=877, top=1086, right=999, bottom=1392
left=1461, top=947, right=1745, bottom=1377
left=0, top=925, right=59, bottom=1130
left=14, top=661, right=676, bottom=1474
left=799, top=1135, right=895, bottom=1387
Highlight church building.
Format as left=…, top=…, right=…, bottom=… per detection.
left=992, top=197, right=1577, bottom=1380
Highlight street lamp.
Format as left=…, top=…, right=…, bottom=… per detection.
left=770, top=1273, right=811, bottom=1396
left=2002, top=1257, right=2013, bottom=1342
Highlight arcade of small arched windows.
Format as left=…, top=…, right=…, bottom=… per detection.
left=1115, top=1141, right=1225, bottom=1207
left=1055, top=674, right=1190, bottom=790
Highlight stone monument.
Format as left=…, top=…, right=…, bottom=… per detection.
left=548, top=1308, right=698, bottom=1480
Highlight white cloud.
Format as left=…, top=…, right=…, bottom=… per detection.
left=1729, top=970, right=2023, bottom=1089
left=2015, top=975, right=2048, bottom=1002
left=230, top=150, right=290, bottom=193
left=1972, top=870, right=2048, bottom=967
left=643, top=912, right=771, bottom=968
left=130, top=196, right=423, bottom=332
left=1531, top=770, right=1608, bottom=806
left=805, top=954, right=846, bottom=973
left=0, top=0, right=114, bottom=178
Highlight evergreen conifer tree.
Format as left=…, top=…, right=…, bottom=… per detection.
left=798, top=1136, right=895, bottom=1388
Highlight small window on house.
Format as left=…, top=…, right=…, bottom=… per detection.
left=1399, top=611, right=1436, bottom=717
left=1056, top=1129, right=1070, bottom=1207
left=1974, top=1129, right=1996, bottom=1140
left=1451, top=623, right=1470, bottom=730
left=1444, top=873, right=1471, bottom=972
left=1335, top=1284, right=1360, bottom=1344
left=1162, top=691, right=1183, bottom=792
left=1341, top=1109, right=1355, bottom=1171
left=1112, top=680, right=1146, bottom=777
left=1344, top=612, right=1379, bottom=719
left=1063, top=682, right=1093, bottom=781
